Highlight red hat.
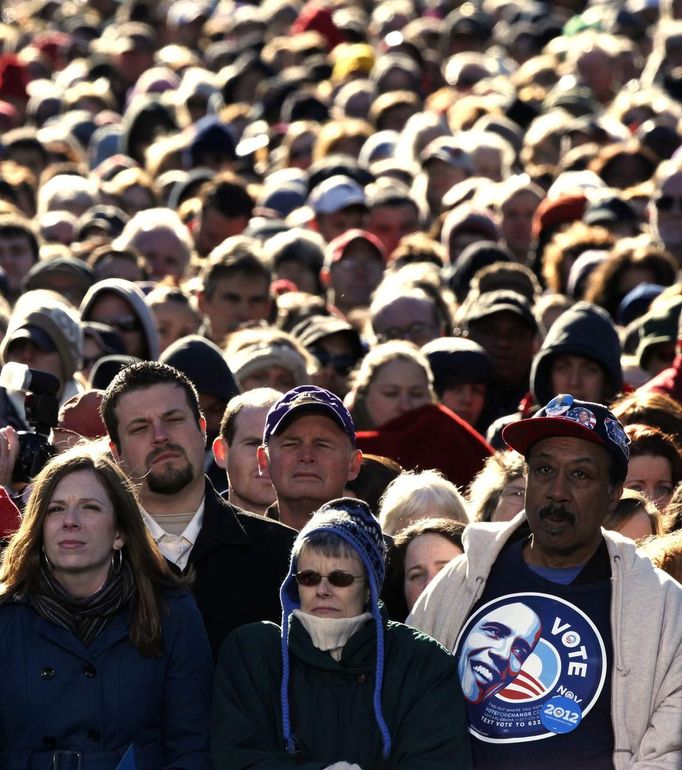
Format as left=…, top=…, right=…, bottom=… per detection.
left=0, top=54, right=29, bottom=102
left=290, top=2, right=345, bottom=51
left=327, top=228, right=387, bottom=266
left=531, top=194, right=586, bottom=240
left=56, top=390, right=107, bottom=439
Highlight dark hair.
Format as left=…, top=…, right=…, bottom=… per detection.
left=345, top=454, right=403, bottom=516
left=0, top=213, right=39, bottom=261
left=199, top=237, right=272, bottom=299
left=0, top=447, right=182, bottom=655
left=200, top=172, right=254, bottom=220
left=625, top=423, right=682, bottom=483
left=610, top=390, right=682, bottom=438
left=385, top=517, right=465, bottom=621
left=584, top=242, right=677, bottom=318
left=101, top=361, right=202, bottom=450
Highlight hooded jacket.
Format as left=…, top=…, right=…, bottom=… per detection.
left=408, top=515, right=682, bottom=770
left=80, top=278, right=160, bottom=361
left=530, top=301, right=622, bottom=406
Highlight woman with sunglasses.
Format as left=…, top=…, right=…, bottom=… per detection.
left=0, top=447, right=213, bottom=769
left=212, top=497, right=472, bottom=769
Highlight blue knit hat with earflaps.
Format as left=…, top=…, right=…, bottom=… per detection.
left=279, top=497, right=391, bottom=760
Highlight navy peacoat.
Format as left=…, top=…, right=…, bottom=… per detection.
left=0, top=589, right=213, bottom=770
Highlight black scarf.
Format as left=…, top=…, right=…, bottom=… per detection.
left=30, top=558, right=136, bottom=647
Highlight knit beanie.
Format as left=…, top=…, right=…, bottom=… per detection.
left=1, top=298, right=82, bottom=381
left=279, top=497, right=391, bottom=760
left=230, top=342, right=311, bottom=389
left=160, top=335, right=241, bottom=401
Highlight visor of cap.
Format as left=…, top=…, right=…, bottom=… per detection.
left=8, top=325, right=56, bottom=353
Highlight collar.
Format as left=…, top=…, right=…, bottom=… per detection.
left=142, top=499, right=205, bottom=569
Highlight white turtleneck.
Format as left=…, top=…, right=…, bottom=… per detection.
left=293, top=609, right=373, bottom=661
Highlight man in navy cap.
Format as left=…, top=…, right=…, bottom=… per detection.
left=257, top=385, right=362, bottom=530
left=409, top=394, right=682, bottom=770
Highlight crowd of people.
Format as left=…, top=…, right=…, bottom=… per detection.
left=0, top=0, right=679, bottom=765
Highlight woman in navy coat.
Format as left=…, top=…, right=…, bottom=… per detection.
left=0, top=447, right=213, bottom=770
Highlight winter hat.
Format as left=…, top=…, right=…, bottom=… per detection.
left=445, top=241, right=515, bottom=302
left=230, top=342, right=311, bottom=390
left=279, top=497, right=390, bottom=759
left=160, top=334, right=241, bottom=401
left=636, top=296, right=682, bottom=370
left=422, top=337, right=494, bottom=393
left=1, top=298, right=82, bottom=381
left=55, top=389, right=107, bottom=439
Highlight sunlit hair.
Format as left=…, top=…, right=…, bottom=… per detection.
left=349, top=340, right=434, bottom=398
left=638, top=529, right=682, bottom=583
left=378, top=469, right=468, bottom=536
left=467, top=450, right=526, bottom=522
left=0, top=446, right=181, bottom=656
left=603, top=489, right=664, bottom=539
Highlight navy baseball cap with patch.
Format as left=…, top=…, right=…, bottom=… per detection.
left=502, top=394, right=630, bottom=482
left=263, top=385, right=355, bottom=444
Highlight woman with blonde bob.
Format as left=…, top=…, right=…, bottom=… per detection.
left=0, top=447, right=213, bottom=769
left=379, top=469, right=469, bottom=536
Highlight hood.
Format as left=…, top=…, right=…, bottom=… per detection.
left=79, top=278, right=160, bottom=361
left=530, top=301, right=622, bottom=406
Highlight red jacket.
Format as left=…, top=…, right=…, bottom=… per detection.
left=637, top=355, right=682, bottom=405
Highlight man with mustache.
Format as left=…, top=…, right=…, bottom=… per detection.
left=409, top=394, right=682, bottom=769
left=101, top=361, right=295, bottom=655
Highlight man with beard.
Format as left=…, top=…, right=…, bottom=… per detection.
left=101, top=361, right=296, bottom=655
left=409, top=394, right=682, bottom=770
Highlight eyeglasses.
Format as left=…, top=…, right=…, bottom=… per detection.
left=653, top=194, right=682, bottom=211
left=295, top=569, right=364, bottom=587
left=310, top=348, right=358, bottom=375
left=376, top=321, right=436, bottom=342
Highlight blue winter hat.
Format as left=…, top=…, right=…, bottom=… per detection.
left=279, top=497, right=391, bottom=760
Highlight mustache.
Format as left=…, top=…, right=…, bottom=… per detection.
left=146, top=444, right=187, bottom=464
left=538, top=504, right=576, bottom=524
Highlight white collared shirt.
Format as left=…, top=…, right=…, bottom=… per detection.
left=141, top=499, right=205, bottom=571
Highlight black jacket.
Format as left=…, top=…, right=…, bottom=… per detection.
left=183, top=480, right=296, bottom=656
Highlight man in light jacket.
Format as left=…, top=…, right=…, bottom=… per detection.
left=409, top=393, right=682, bottom=770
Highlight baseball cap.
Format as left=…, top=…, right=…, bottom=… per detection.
left=326, top=228, right=387, bottom=266
left=502, top=394, right=630, bottom=482
left=263, top=385, right=356, bottom=444
left=420, top=138, right=474, bottom=172
left=308, top=175, right=367, bottom=215
left=464, top=289, right=538, bottom=332
left=6, top=324, right=57, bottom=353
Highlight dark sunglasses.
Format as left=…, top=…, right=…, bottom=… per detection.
left=310, top=348, right=357, bottom=375
left=654, top=194, right=682, bottom=211
left=295, top=569, right=363, bottom=587
left=104, top=316, right=141, bottom=334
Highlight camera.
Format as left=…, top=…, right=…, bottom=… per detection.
left=0, top=363, right=60, bottom=484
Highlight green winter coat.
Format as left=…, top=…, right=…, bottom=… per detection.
left=211, top=610, right=473, bottom=769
